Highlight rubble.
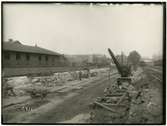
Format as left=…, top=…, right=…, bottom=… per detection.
left=2, top=68, right=109, bottom=106
left=24, top=86, right=50, bottom=99
left=2, top=64, right=163, bottom=124
left=89, top=49, right=152, bottom=123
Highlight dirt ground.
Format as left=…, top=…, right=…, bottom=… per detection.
left=2, top=67, right=164, bottom=124
left=87, top=67, right=163, bottom=124
left=125, top=67, right=163, bottom=124
left=2, top=72, right=118, bottom=123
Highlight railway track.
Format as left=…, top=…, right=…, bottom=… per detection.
left=146, top=66, right=162, bottom=74
left=144, top=66, right=162, bottom=83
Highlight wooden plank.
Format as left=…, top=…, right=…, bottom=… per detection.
left=105, top=93, right=124, bottom=97
left=116, top=92, right=128, bottom=105
left=102, top=103, right=127, bottom=107
left=94, top=101, right=117, bottom=113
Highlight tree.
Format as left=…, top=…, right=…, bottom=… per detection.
left=128, top=51, right=141, bottom=70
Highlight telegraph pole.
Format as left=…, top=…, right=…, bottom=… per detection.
left=121, top=51, right=124, bottom=65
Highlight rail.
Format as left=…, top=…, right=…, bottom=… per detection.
left=145, top=66, right=162, bottom=83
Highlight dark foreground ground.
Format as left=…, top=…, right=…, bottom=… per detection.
left=30, top=75, right=116, bottom=123
left=2, top=67, right=164, bottom=124
left=3, top=73, right=117, bottom=123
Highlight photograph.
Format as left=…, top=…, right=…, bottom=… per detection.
left=1, top=2, right=165, bottom=124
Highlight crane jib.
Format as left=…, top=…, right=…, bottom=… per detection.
left=108, top=48, right=124, bottom=77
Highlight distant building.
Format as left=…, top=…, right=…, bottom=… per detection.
left=142, top=58, right=154, bottom=66
left=65, top=54, right=109, bottom=67
left=152, top=54, right=162, bottom=66
left=65, top=55, right=90, bottom=66
left=2, top=39, right=67, bottom=76
left=152, top=54, right=162, bottom=61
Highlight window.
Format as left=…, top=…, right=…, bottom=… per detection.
left=52, top=57, right=55, bottom=65
left=26, top=54, right=30, bottom=61
left=4, top=53, right=10, bottom=60
left=16, top=53, right=21, bottom=60
left=39, top=55, right=41, bottom=61
left=45, top=56, right=48, bottom=61
left=52, top=57, right=55, bottom=62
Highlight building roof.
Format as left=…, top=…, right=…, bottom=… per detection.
left=3, top=40, right=61, bottom=56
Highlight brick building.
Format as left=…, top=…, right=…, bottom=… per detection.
left=2, top=39, right=67, bottom=76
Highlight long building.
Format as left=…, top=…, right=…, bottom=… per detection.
left=2, top=39, right=67, bottom=76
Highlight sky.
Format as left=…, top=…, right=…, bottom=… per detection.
left=3, top=3, right=163, bottom=58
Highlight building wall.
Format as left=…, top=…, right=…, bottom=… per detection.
left=3, top=51, right=64, bottom=68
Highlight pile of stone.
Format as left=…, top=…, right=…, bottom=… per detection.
left=3, top=68, right=109, bottom=98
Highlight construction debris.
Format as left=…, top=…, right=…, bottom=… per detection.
left=2, top=68, right=110, bottom=99
left=89, top=49, right=141, bottom=123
